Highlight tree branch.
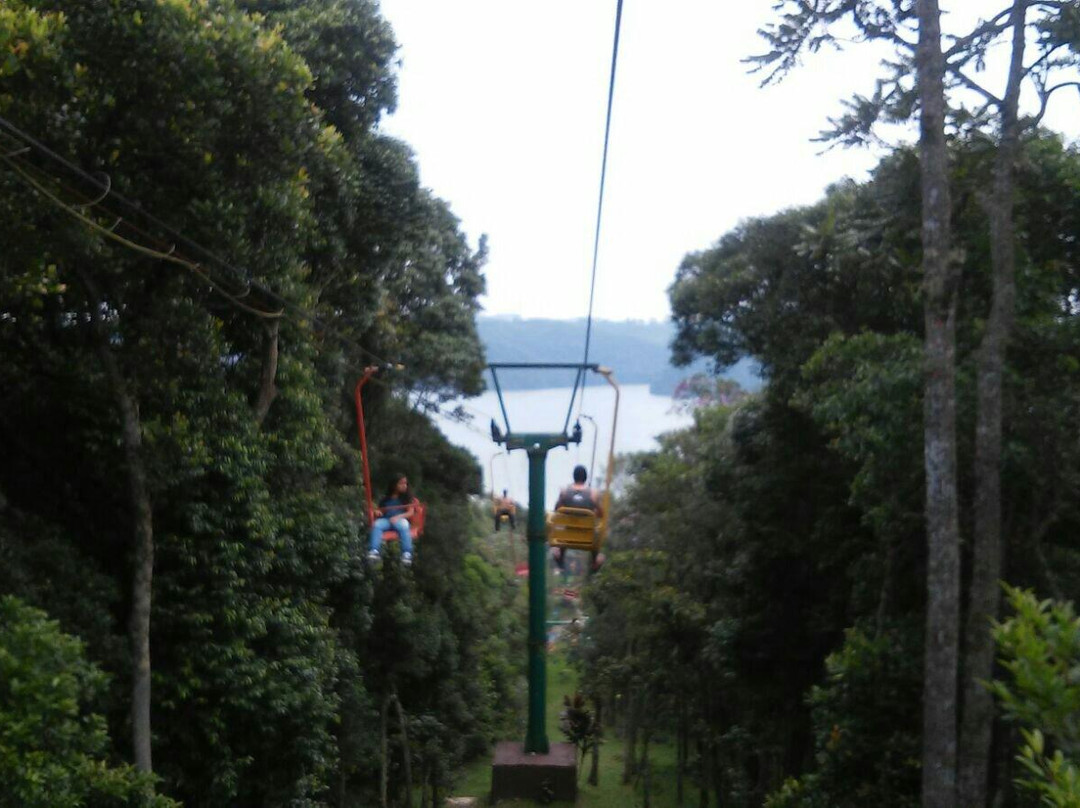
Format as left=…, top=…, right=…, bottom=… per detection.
left=1025, top=40, right=1070, bottom=74
left=253, top=319, right=280, bottom=428
left=943, top=8, right=1012, bottom=60
left=1030, top=81, right=1080, bottom=126
left=951, top=69, right=1003, bottom=106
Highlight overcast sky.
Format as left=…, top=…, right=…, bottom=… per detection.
left=376, top=2, right=1077, bottom=322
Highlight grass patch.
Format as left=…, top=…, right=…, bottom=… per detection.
left=451, top=653, right=684, bottom=807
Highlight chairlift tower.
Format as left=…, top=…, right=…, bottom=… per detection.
left=489, top=362, right=592, bottom=753
left=489, top=362, right=620, bottom=757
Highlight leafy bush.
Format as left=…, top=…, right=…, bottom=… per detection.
left=766, top=622, right=921, bottom=808
left=560, top=691, right=600, bottom=770
left=991, top=587, right=1080, bottom=807
left=0, top=595, right=175, bottom=807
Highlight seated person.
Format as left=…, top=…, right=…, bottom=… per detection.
left=494, top=488, right=517, bottom=531
left=367, top=474, right=415, bottom=565
left=555, top=465, right=603, bottom=516
left=552, top=465, right=603, bottom=572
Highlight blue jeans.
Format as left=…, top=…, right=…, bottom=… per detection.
left=369, top=517, right=413, bottom=555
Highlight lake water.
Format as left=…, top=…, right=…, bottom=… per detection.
left=433, top=385, right=695, bottom=507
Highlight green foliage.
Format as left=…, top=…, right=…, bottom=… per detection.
left=584, top=390, right=867, bottom=804
left=0, top=0, right=499, bottom=804
left=0, top=2, right=65, bottom=90
left=671, top=153, right=924, bottom=386
left=991, top=587, right=1080, bottom=806
left=0, top=596, right=175, bottom=808
left=606, top=132, right=1080, bottom=805
left=765, top=622, right=921, bottom=808
left=560, top=692, right=600, bottom=769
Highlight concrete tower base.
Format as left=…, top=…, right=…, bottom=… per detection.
left=490, top=741, right=577, bottom=803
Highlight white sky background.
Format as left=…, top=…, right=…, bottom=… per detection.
left=377, top=2, right=1079, bottom=322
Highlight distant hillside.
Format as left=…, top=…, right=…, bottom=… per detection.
left=477, top=316, right=760, bottom=394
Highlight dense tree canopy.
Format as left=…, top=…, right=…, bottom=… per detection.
left=6, top=3, right=1080, bottom=808
left=582, top=132, right=1080, bottom=807
left=0, top=1, right=513, bottom=804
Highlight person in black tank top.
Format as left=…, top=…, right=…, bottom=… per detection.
left=555, top=465, right=603, bottom=515
left=553, top=465, right=604, bottom=573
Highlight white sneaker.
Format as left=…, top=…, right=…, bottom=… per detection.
left=402, top=552, right=413, bottom=566
left=367, top=550, right=380, bottom=562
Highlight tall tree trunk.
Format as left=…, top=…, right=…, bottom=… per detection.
left=676, top=700, right=686, bottom=807
left=253, top=319, right=280, bottom=427
left=697, top=736, right=709, bottom=808
left=391, top=688, right=413, bottom=808
left=380, top=695, right=390, bottom=808
left=588, top=695, right=602, bottom=786
left=80, top=271, right=154, bottom=774
left=875, top=537, right=897, bottom=635
left=640, top=718, right=652, bottom=808
left=622, top=689, right=638, bottom=785
left=712, top=740, right=722, bottom=808
left=960, top=5, right=1027, bottom=806
left=916, top=3, right=960, bottom=807
left=336, top=710, right=351, bottom=806
left=117, top=359, right=154, bottom=776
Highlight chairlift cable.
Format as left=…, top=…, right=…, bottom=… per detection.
left=577, top=0, right=623, bottom=421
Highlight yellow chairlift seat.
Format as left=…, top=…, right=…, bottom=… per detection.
left=493, top=500, right=517, bottom=517
left=547, top=506, right=604, bottom=552
left=487, top=362, right=620, bottom=562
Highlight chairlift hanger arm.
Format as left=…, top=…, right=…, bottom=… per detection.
left=486, top=362, right=606, bottom=444
left=564, top=367, right=584, bottom=435
left=487, top=362, right=602, bottom=370
left=503, top=432, right=577, bottom=453
left=354, top=368, right=379, bottom=525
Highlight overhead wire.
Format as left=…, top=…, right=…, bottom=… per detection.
left=0, top=115, right=403, bottom=370
left=0, top=0, right=631, bottom=440
left=0, top=128, right=289, bottom=318
left=0, top=121, right=497, bottom=431
left=0, top=133, right=496, bottom=435
left=574, top=0, right=624, bottom=424
left=482, top=1, right=625, bottom=459
left=0, top=149, right=283, bottom=320
left=583, top=0, right=624, bottom=370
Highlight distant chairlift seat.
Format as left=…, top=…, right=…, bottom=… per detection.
left=487, top=361, right=619, bottom=560
left=547, top=506, right=603, bottom=552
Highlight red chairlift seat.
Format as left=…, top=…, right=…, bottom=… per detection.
left=354, top=366, right=427, bottom=546
left=375, top=501, right=426, bottom=542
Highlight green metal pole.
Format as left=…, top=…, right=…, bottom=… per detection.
left=524, top=444, right=550, bottom=754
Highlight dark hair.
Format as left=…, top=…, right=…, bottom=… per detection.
left=384, top=474, right=413, bottom=502
left=502, top=489, right=509, bottom=497
left=573, top=465, right=588, bottom=484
